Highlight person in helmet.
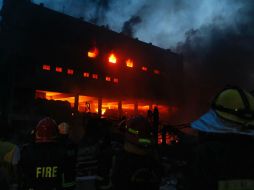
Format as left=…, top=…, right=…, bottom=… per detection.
left=19, top=117, right=67, bottom=190
left=188, top=86, right=254, bottom=190
left=112, top=115, right=162, bottom=190
left=57, top=122, right=78, bottom=190
left=0, top=119, right=20, bottom=190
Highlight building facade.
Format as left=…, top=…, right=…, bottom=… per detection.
left=0, top=0, right=183, bottom=123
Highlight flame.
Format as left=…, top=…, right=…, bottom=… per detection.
left=96, top=108, right=106, bottom=115
left=109, top=53, right=117, bottom=64
left=126, top=59, right=133, bottom=68
left=88, top=47, right=99, bottom=58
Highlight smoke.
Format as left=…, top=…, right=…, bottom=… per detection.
left=29, top=0, right=251, bottom=48
left=121, top=16, right=141, bottom=37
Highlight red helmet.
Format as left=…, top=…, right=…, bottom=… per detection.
left=35, top=117, right=58, bottom=143
left=125, top=115, right=152, bottom=147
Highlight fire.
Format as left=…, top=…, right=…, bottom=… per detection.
left=126, top=59, right=133, bottom=68
left=88, top=47, right=99, bottom=58
left=109, top=53, right=117, bottom=64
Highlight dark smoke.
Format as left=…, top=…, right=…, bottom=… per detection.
left=121, top=16, right=141, bottom=37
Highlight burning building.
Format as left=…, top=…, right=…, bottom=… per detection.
left=0, top=0, right=183, bottom=123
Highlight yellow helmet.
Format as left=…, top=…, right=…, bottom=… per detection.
left=212, top=87, right=254, bottom=126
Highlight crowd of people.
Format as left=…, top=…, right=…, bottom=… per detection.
left=1, top=86, right=254, bottom=190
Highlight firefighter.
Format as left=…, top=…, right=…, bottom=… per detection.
left=112, top=115, right=162, bottom=190
left=19, top=117, right=68, bottom=190
left=188, top=86, right=254, bottom=190
left=0, top=119, right=20, bottom=190
left=58, top=122, right=78, bottom=190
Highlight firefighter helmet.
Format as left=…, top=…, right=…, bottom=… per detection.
left=35, top=117, right=58, bottom=143
left=58, top=122, right=70, bottom=135
left=125, top=115, right=152, bottom=147
left=212, top=87, right=254, bottom=127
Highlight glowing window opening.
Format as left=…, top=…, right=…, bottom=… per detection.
left=113, top=78, right=119, bottom=83
left=88, top=47, right=99, bottom=58
left=126, top=59, right=134, bottom=68
left=92, top=74, right=98, bottom=79
left=109, top=53, right=117, bottom=64
left=154, top=69, right=160, bottom=74
left=42, top=65, right=50, bottom=71
left=78, top=96, right=98, bottom=113
left=55, top=67, right=63, bottom=73
left=106, top=76, right=111, bottom=82
left=67, top=69, right=74, bottom=75
left=35, top=90, right=75, bottom=108
left=142, top=66, right=148, bottom=71
left=83, top=72, right=90, bottom=78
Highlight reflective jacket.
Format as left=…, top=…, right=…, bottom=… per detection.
left=19, top=142, right=66, bottom=190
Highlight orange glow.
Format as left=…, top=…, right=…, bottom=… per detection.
left=42, top=65, right=50, bottom=71
left=88, top=47, right=99, bottom=58
left=142, top=66, right=148, bottom=71
left=67, top=69, right=74, bottom=75
left=96, top=108, right=106, bottom=115
left=113, top=78, right=119, bottom=83
left=83, top=72, right=90, bottom=78
left=109, top=53, right=117, bottom=64
left=55, top=67, right=62, bottom=73
left=35, top=90, right=75, bottom=107
left=92, top=74, right=98, bottom=79
left=126, top=59, right=134, bottom=68
left=78, top=96, right=98, bottom=113
left=105, top=76, right=111, bottom=81
left=154, top=69, right=160, bottom=74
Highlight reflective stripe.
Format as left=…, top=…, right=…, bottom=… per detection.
left=128, top=128, right=139, bottom=135
left=218, top=179, right=254, bottom=190
left=138, top=138, right=151, bottom=144
left=63, top=181, right=76, bottom=188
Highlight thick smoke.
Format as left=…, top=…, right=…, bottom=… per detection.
left=30, top=0, right=251, bottom=48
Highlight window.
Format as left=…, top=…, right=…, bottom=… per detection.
left=83, top=72, right=90, bottom=78
left=92, top=74, right=98, bottom=79
left=67, top=69, right=74, bottom=75
left=42, top=65, right=50, bottom=71
left=154, top=69, right=160, bottom=75
left=106, top=76, right=111, bottom=82
left=141, top=66, right=148, bottom=71
left=88, top=47, right=99, bottom=58
left=55, top=67, right=63, bottom=73
left=109, top=53, right=117, bottom=64
left=126, top=59, right=134, bottom=68
left=113, top=78, right=119, bottom=83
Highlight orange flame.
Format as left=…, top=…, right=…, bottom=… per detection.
left=126, top=59, right=134, bottom=68
left=88, top=48, right=99, bottom=58
left=109, top=53, right=117, bottom=64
